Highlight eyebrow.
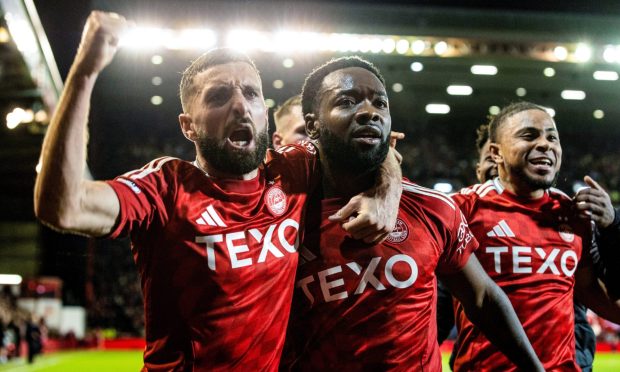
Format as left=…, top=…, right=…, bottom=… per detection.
left=333, top=88, right=388, bottom=98
left=516, top=126, right=557, bottom=134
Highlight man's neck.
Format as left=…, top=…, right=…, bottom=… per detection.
left=499, top=174, right=545, bottom=200
left=320, top=156, right=376, bottom=199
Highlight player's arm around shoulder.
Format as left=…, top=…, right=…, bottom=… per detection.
left=328, top=147, right=402, bottom=244
left=34, top=11, right=128, bottom=237
left=441, top=256, right=544, bottom=372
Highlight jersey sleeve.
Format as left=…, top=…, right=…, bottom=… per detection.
left=267, top=140, right=321, bottom=193
left=105, top=157, right=177, bottom=239
left=436, top=203, right=479, bottom=274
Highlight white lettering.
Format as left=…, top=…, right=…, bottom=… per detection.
left=513, top=246, right=532, bottom=273
left=561, top=250, right=578, bottom=277
left=318, top=266, right=348, bottom=302
left=486, top=246, right=508, bottom=273
left=252, top=224, right=284, bottom=263
left=278, top=219, right=299, bottom=253
left=385, top=254, right=418, bottom=289
left=536, top=248, right=560, bottom=275
left=354, top=257, right=386, bottom=294
left=226, top=231, right=252, bottom=268
left=196, top=234, right=223, bottom=271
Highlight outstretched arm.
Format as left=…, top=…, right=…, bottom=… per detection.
left=34, top=11, right=128, bottom=237
left=328, top=146, right=402, bottom=244
left=441, top=255, right=544, bottom=372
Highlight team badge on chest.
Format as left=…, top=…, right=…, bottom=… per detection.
left=386, top=218, right=409, bottom=244
left=558, top=224, right=575, bottom=243
left=266, top=185, right=288, bottom=216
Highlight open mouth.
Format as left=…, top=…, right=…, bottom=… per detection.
left=227, top=126, right=253, bottom=148
left=529, top=157, right=553, bottom=167
left=352, top=126, right=382, bottom=144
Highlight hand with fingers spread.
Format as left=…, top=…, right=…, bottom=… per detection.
left=75, top=11, right=130, bottom=76
left=573, top=175, right=615, bottom=228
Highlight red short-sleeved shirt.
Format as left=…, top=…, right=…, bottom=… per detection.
left=107, top=143, right=318, bottom=371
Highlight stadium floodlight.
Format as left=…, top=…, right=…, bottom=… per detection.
left=227, top=29, right=267, bottom=52
left=489, top=106, right=500, bottom=115
left=410, top=62, right=423, bottom=72
left=574, top=43, right=592, bottom=63
left=0, top=274, right=22, bottom=285
left=593, top=70, right=619, bottom=81
left=425, top=104, right=450, bottom=114
left=603, top=45, right=619, bottom=63
left=392, top=83, right=403, bottom=93
left=6, top=107, right=33, bottom=129
left=411, top=39, right=426, bottom=54
left=433, top=182, right=453, bottom=193
left=516, top=87, right=527, bottom=97
left=382, top=38, right=396, bottom=54
left=593, top=109, right=605, bottom=119
left=543, top=67, right=556, bottom=77
left=396, top=39, right=409, bottom=54
left=434, top=41, right=448, bottom=55
left=471, top=65, right=497, bottom=75
left=553, top=46, right=568, bottom=61
left=561, top=90, right=586, bottom=100
left=447, top=85, right=473, bottom=96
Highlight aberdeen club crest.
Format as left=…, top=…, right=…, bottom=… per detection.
left=266, top=186, right=288, bottom=216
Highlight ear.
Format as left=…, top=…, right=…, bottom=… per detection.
left=179, top=113, right=197, bottom=142
left=305, top=113, right=319, bottom=140
left=489, top=142, right=502, bottom=164
left=272, top=132, right=283, bottom=150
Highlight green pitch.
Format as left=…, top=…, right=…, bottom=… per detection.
left=0, top=350, right=618, bottom=371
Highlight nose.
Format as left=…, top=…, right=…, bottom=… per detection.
left=535, top=136, right=551, bottom=151
left=354, top=100, right=381, bottom=125
left=230, top=88, right=251, bottom=119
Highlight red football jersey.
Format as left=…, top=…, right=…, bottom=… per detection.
left=106, top=143, right=319, bottom=371
left=451, top=178, right=590, bottom=372
left=283, top=180, right=478, bottom=371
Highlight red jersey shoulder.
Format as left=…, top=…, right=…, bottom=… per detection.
left=401, top=179, right=457, bottom=223
left=450, top=179, right=501, bottom=213
left=115, top=157, right=189, bottom=191
left=267, top=141, right=317, bottom=162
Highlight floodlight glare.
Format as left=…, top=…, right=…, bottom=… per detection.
left=471, top=65, right=497, bottom=75
left=561, top=90, right=586, bottom=100
left=447, top=85, right=473, bottom=96
left=426, top=104, right=450, bottom=114
left=593, top=71, right=618, bottom=81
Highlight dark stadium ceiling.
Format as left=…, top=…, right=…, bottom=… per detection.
left=3, top=0, right=620, bottom=220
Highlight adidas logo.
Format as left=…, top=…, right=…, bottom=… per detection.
left=195, top=205, right=227, bottom=227
left=487, top=220, right=515, bottom=237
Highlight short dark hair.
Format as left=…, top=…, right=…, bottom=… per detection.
left=301, top=56, right=385, bottom=117
left=274, top=95, right=302, bottom=130
left=179, top=48, right=260, bottom=112
left=489, top=101, right=547, bottom=143
left=475, top=124, right=490, bottom=153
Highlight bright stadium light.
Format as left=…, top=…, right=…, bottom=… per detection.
left=369, top=37, right=383, bottom=53
left=543, top=67, right=555, bottom=77
left=0, top=274, right=22, bottom=285
left=410, top=62, right=423, bottom=72
left=426, top=104, right=450, bottom=114
left=471, top=65, right=497, bottom=75
left=392, top=83, right=403, bottom=93
left=574, top=43, right=592, bottom=62
left=516, top=87, right=527, bottom=97
left=603, top=45, right=619, bottom=63
left=561, top=90, right=586, bottom=100
left=489, top=106, right=500, bottom=115
left=396, top=39, right=409, bottom=54
left=411, top=39, right=426, bottom=54
left=382, top=38, right=396, bottom=54
left=227, top=29, right=267, bottom=51
left=553, top=46, right=568, bottom=61
left=447, top=85, right=473, bottom=96
left=593, top=70, right=618, bottom=81
left=433, top=182, right=453, bottom=193
left=434, top=41, right=448, bottom=55
left=593, top=109, right=605, bottom=119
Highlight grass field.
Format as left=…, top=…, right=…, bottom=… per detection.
left=0, top=350, right=619, bottom=371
